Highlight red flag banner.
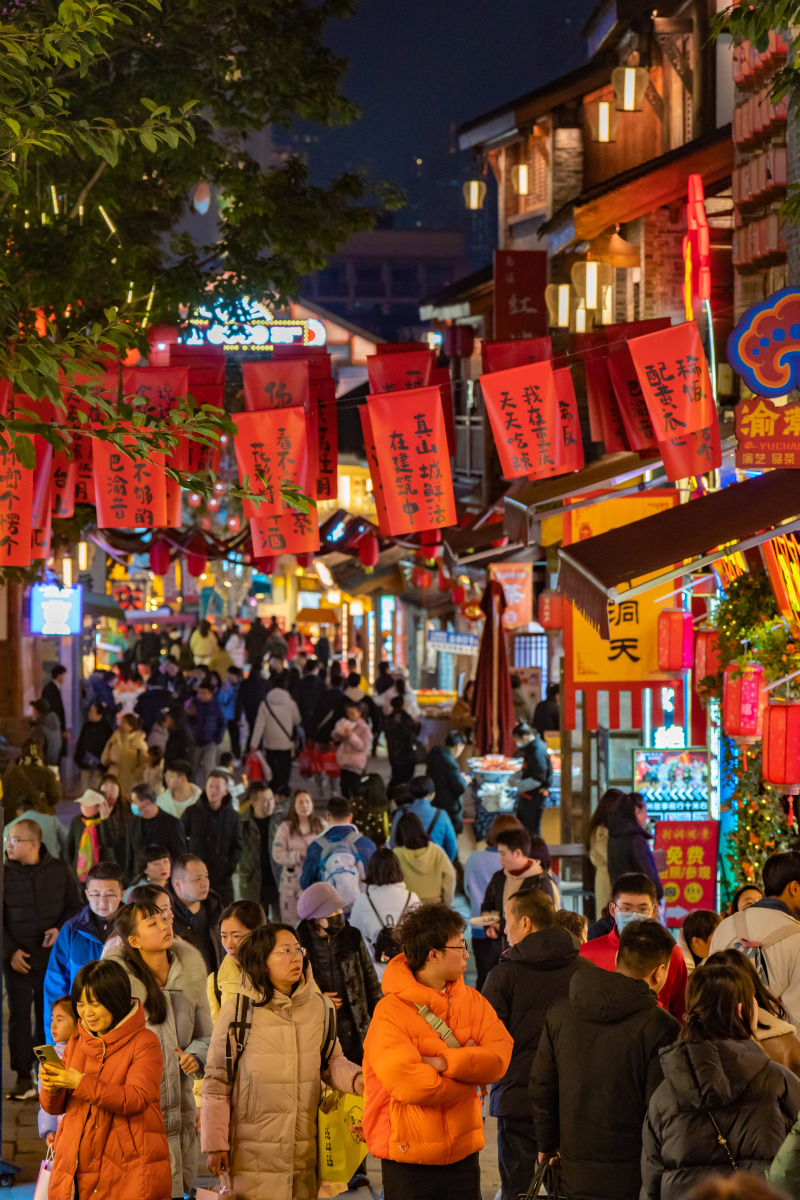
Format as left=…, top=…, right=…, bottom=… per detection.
left=554, top=368, right=585, bottom=473
left=315, top=378, right=338, bottom=502
left=367, top=350, right=434, bottom=394
left=575, top=335, right=629, bottom=452
left=360, top=407, right=392, bottom=536
left=628, top=321, right=716, bottom=440
left=93, top=437, right=167, bottom=529
left=242, top=359, right=309, bottom=412
left=493, top=250, right=548, bottom=340
left=51, top=449, right=77, bottom=519
left=251, top=504, right=320, bottom=557
left=122, top=367, right=188, bottom=417
left=481, top=337, right=553, bottom=374
left=0, top=435, right=34, bottom=566
left=0, top=379, right=11, bottom=417
left=32, top=436, right=53, bottom=530
left=233, top=408, right=309, bottom=520
left=367, top=385, right=456, bottom=534
left=605, top=319, right=671, bottom=452
left=61, top=371, right=118, bottom=505
left=480, top=359, right=565, bottom=480
left=32, top=498, right=52, bottom=560
left=658, top=419, right=722, bottom=482
left=430, top=367, right=455, bottom=457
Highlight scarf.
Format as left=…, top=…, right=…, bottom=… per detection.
left=76, top=816, right=101, bottom=882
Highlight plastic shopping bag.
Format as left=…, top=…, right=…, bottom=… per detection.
left=197, top=1171, right=236, bottom=1200
left=317, top=1085, right=365, bottom=1184
left=33, top=1149, right=54, bottom=1200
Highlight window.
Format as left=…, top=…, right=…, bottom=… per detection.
left=317, top=265, right=346, bottom=296
left=512, top=633, right=549, bottom=693
left=390, top=266, right=419, bottom=298
left=354, top=265, right=384, bottom=298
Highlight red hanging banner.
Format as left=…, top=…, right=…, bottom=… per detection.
left=493, top=250, right=548, bottom=340
left=430, top=367, right=456, bottom=457
left=605, top=319, right=671, bottom=452
left=480, top=359, right=565, bottom=480
left=250, top=504, right=320, bottom=557
left=367, top=350, right=434, bottom=394
left=242, top=359, right=309, bottom=412
left=0, top=436, right=34, bottom=567
left=575, top=334, right=629, bottom=452
left=657, top=418, right=722, bottom=482
left=553, top=368, right=585, bottom=473
left=122, top=366, right=188, bottom=417
left=481, top=336, right=553, bottom=374
left=628, top=320, right=716, bottom=439
left=367, top=385, right=457, bottom=534
left=32, top=437, right=53, bottom=530
left=93, top=437, right=168, bottom=529
left=61, top=371, right=118, bottom=506
left=359, top=407, right=392, bottom=536
left=315, top=378, right=338, bottom=502
left=32, top=498, right=52, bottom=560
left=233, top=407, right=309, bottom=520
left=50, top=449, right=77, bottom=519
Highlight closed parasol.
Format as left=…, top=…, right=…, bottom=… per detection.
left=472, top=579, right=516, bottom=757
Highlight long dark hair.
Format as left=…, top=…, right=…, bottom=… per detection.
left=357, top=773, right=389, bottom=814
left=112, top=902, right=169, bottom=1025
left=72, top=960, right=133, bottom=1031
left=238, top=923, right=305, bottom=1005
left=680, top=955, right=755, bottom=1043
left=711, top=947, right=788, bottom=1023
left=287, top=789, right=325, bottom=838
left=395, top=811, right=429, bottom=851
left=585, top=788, right=626, bottom=849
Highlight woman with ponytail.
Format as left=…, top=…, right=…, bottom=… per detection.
left=104, top=901, right=212, bottom=1200
left=642, top=954, right=800, bottom=1200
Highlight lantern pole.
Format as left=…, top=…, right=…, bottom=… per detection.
left=762, top=668, right=800, bottom=694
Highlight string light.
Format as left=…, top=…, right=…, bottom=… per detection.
left=50, top=185, right=59, bottom=215
left=98, top=205, right=117, bottom=235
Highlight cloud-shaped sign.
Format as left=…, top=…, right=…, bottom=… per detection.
left=728, top=287, right=800, bottom=398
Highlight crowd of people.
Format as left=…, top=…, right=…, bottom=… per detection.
left=9, top=622, right=800, bottom=1200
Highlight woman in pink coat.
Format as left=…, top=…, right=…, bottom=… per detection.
left=272, top=790, right=326, bottom=924
left=332, top=699, right=371, bottom=801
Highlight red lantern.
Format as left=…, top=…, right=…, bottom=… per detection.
left=149, top=538, right=170, bottom=577
left=208, top=497, right=220, bottom=512
left=411, top=567, right=432, bottom=589
left=420, top=529, right=442, bottom=546
left=723, top=662, right=765, bottom=741
left=254, top=556, right=277, bottom=574
left=452, top=585, right=466, bottom=605
left=657, top=609, right=693, bottom=672
left=227, top=514, right=241, bottom=533
left=538, top=589, right=563, bottom=631
left=186, top=534, right=207, bottom=579
left=188, top=493, right=202, bottom=509
left=358, top=533, right=379, bottom=568
left=694, top=628, right=721, bottom=696
left=437, top=570, right=450, bottom=592
left=424, top=544, right=443, bottom=560
left=296, top=552, right=314, bottom=568
left=762, top=702, right=800, bottom=798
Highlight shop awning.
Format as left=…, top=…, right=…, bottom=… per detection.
left=295, top=607, right=341, bottom=626
left=558, top=469, right=800, bottom=638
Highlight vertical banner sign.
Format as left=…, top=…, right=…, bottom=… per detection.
left=251, top=505, right=320, bottom=557
left=32, top=497, right=52, bottom=560
left=482, top=337, right=553, bottom=374
left=658, top=420, right=722, bottom=483
left=242, top=360, right=310, bottom=413
left=233, top=408, right=309, bottom=520
left=493, top=250, right=548, bottom=340
left=315, top=378, right=338, bottom=502
left=50, top=449, right=77, bottom=519
left=488, top=562, right=533, bottom=628
left=430, top=366, right=456, bottom=457
left=577, top=335, right=629, bottom=452
left=480, top=359, right=564, bottom=480
left=0, top=435, right=34, bottom=566
left=360, top=408, right=392, bottom=535
left=122, top=367, right=188, bottom=417
left=366, top=351, right=434, bottom=393
left=553, top=368, right=585, bottom=473
left=93, top=437, right=168, bottom=529
left=655, top=820, right=720, bottom=926
left=628, top=321, right=716, bottom=439
left=31, top=437, right=54, bottom=530
left=604, top=319, right=671, bottom=455
left=367, top=385, right=457, bottom=535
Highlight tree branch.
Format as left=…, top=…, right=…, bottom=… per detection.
left=68, top=162, right=108, bottom=219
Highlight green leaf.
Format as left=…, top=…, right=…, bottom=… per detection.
left=14, top=435, right=36, bottom=468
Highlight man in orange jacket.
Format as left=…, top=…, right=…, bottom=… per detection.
left=363, top=903, right=513, bottom=1200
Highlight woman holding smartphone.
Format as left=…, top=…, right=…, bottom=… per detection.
left=38, top=958, right=171, bottom=1200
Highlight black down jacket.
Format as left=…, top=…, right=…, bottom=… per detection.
left=296, top=919, right=382, bottom=1062
left=3, top=849, right=82, bottom=970
left=607, top=812, right=664, bottom=899
left=641, top=1038, right=800, bottom=1200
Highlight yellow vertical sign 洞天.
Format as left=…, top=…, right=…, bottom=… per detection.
left=567, top=492, right=679, bottom=683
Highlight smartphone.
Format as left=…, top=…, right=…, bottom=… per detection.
left=33, top=1044, right=62, bottom=1067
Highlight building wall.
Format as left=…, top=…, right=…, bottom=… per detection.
left=641, top=208, right=687, bottom=321
left=552, top=127, right=584, bottom=216
left=788, top=117, right=800, bottom=286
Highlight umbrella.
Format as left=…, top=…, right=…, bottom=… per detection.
left=472, top=579, right=516, bottom=756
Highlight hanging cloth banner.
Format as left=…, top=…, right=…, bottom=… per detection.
left=0, top=435, right=34, bottom=567
left=233, top=407, right=309, bottom=520
left=32, top=494, right=52, bottom=559
left=605, top=319, right=671, bottom=452
left=31, top=436, right=53, bottom=530
left=628, top=320, right=716, bottom=440
left=242, top=359, right=309, bottom=413
left=430, top=367, right=456, bottom=457
left=51, top=449, right=77, bottom=519
left=93, top=436, right=168, bottom=529
left=480, top=359, right=565, bottom=480
left=481, top=337, right=553, bottom=374
left=367, top=350, right=434, bottom=393
left=553, top=368, right=585, bottom=474
left=122, top=366, right=188, bottom=418
left=61, top=370, right=118, bottom=505
left=367, top=385, right=456, bottom=534
left=0, top=379, right=11, bottom=417
left=658, top=419, right=722, bottom=482
left=251, top=504, right=320, bottom=557
left=574, top=333, right=629, bottom=452
left=315, top=378, right=338, bottom=502
left=359, top=407, right=392, bottom=536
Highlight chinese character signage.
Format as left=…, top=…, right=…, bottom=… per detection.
left=489, top=562, right=533, bottom=629
left=728, top=287, right=800, bottom=399
left=735, top=396, right=800, bottom=469
left=251, top=504, right=319, bottom=556
left=314, top=378, right=338, bottom=501
left=93, top=438, right=167, bottom=529
left=427, top=630, right=479, bottom=656
left=242, top=359, right=309, bottom=412
left=553, top=368, right=585, bottom=473
left=122, top=366, right=188, bottom=417
left=493, top=251, right=548, bottom=340
left=658, top=419, right=722, bottom=483
left=0, top=435, right=33, bottom=566
left=576, top=333, right=628, bottom=452
left=654, top=817, right=719, bottom=927
left=367, top=350, right=434, bottom=394
left=233, top=408, right=309, bottom=520
left=367, top=386, right=456, bottom=535
left=480, top=359, right=564, bottom=480
left=359, top=408, right=392, bottom=536
left=628, top=321, right=715, bottom=439
left=50, top=449, right=77, bottom=519
left=482, top=336, right=552, bottom=374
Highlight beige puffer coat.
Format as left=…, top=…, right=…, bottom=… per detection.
left=201, top=966, right=361, bottom=1200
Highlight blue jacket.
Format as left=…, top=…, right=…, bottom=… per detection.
left=300, top=823, right=376, bottom=890
left=389, top=798, right=458, bottom=862
left=185, top=695, right=225, bottom=747
left=218, top=682, right=239, bottom=723
left=43, top=906, right=110, bottom=1038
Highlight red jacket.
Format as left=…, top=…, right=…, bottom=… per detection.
left=580, top=927, right=687, bottom=1021
left=40, top=1000, right=171, bottom=1200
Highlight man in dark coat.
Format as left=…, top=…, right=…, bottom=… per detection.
left=134, top=673, right=173, bottom=735
left=124, top=783, right=187, bottom=882
left=295, top=658, right=326, bottom=736
left=511, top=722, right=553, bottom=836
left=425, top=732, right=468, bottom=833
left=168, top=854, right=224, bottom=973
left=530, top=919, right=680, bottom=1200
left=41, top=664, right=67, bottom=738
left=483, top=888, right=589, bottom=1200
left=244, top=616, right=268, bottom=664
left=3, top=819, right=81, bottom=1098
left=182, top=769, right=243, bottom=906
left=235, top=658, right=268, bottom=747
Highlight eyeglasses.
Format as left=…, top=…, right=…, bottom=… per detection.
left=442, top=941, right=469, bottom=955
left=86, top=892, right=121, bottom=901
left=7, top=837, right=34, bottom=845
left=615, top=904, right=653, bottom=915
left=270, top=946, right=307, bottom=960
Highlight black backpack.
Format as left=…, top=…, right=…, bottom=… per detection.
left=367, top=889, right=411, bottom=964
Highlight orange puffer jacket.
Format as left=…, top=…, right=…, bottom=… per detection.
left=40, top=1000, right=172, bottom=1200
left=362, top=953, right=513, bottom=1166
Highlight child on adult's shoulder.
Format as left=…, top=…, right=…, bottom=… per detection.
left=38, top=996, right=78, bottom=1146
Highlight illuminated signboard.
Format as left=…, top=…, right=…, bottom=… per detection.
left=632, top=747, right=711, bottom=823
left=181, top=298, right=327, bottom=354
left=30, top=583, right=83, bottom=635
left=762, top=531, right=800, bottom=633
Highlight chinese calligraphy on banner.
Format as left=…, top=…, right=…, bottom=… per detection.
left=658, top=420, right=722, bottom=482
left=482, top=336, right=552, bottom=374
left=314, top=378, right=338, bottom=501
left=488, top=562, right=533, bottom=628
left=93, top=438, right=167, bottom=529
left=242, top=359, right=310, bottom=412
left=360, top=408, right=392, bottom=535
left=575, top=334, right=629, bottom=452
left=50, top=449, right=77, bottom=519
left=233, top=408, right=309, bottom=520
left=480, top=359, right=564, bottom=480
left=367, top=350, right=434, bottom=394
left=122, top=367, right=188, bottom=417
left=655, top=819, right=719, bottom=926
left=628, top=321, right=715, bottom=439
left=0, top=435, right=33, bottom=567
left=367, top=385, right=456, bottom=535
left=493, top=251, right=548, bottom=340
left=553, top=368, right=585, bottom=473
left=251, top=505, right=320, bottom=556
left=735, top=396, right=800, bottom=468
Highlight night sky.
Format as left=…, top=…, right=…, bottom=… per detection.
left=306, top=0, right=600, bottom=204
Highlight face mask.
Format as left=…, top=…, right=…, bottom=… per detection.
left=130, top=803, right=141, bottom=817
left=615, top=910, right=650, bottom=933
left=324, top=914, right=346, bottom=935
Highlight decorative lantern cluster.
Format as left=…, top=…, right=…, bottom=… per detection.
left=411, top=566, right=432, bottom=590
left=657, top=609, right=693, bottom=673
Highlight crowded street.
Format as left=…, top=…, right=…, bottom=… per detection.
left=3, top=1, right=800, bottom=1199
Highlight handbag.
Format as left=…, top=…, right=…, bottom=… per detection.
left=33, top=1148, right=54, bottom=1200
left=317, top=995, right=365, bottom=1184
left=520, top=1157, right=564, bottom=1200
left=197, top=1172, right=236, bottom=1199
